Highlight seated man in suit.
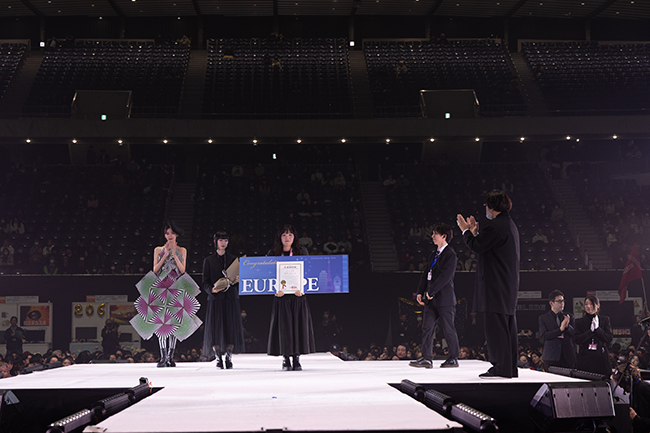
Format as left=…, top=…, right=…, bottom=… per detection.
left=539, top=289, right=576, bottom=370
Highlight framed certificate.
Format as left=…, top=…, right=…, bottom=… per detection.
left=276, top=261, right=304, bottom=294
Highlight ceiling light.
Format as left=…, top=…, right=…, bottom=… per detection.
left=341, top=138, right=346, bottom=143
left=25, top=139, right=31, bottom=143
left=520, top=137, right=525, bottom=142
left=566, top=136, right=571, bottom=140
left=612, top=135, right=617, bottom=139
left=296, top=139, right=302, bottom=143
left=475, top=137, right=480, bottom=142
left=163, top=139, right=168, bottom=144
left=72, top=139, right=77, bottom=144
left=385, top=138, right=391, bottom=143
left=207, top=139, right=213, bottom=143
left=429, top=138, right=435, bottom=142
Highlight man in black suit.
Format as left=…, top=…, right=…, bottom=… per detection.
left=457, top=190, right=520, bottom=378
left=539, top=289, right=576, bottom=370
left=410, top=223, right=460, bottom=369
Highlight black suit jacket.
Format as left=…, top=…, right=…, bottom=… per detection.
left=202, top=252, right=239, bottom=301
left=539, top=310, right=576, bottom=363
left=416, top=246, right=457, bottom=307
left=463, top=211, right=520, bottom=315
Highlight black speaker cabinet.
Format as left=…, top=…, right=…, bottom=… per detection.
left=419, top=89, right=479, bottom=119
left=71, top=90, right=132, bottom=120
left=531, top=382, right=615, bottom=420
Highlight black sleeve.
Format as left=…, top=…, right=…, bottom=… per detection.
left=202, top=257, right=214, bottom=295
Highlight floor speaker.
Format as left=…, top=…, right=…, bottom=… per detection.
left=0, top=390, right=26, bottom=432
left=530, top=382, right=614, bottom=432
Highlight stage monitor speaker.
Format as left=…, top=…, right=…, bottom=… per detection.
left=419, top=89, right=479, bottom=119
left=71, top=90, right=132, bottom=120
left=531, top=382, right=615, bottom=420
left=0, top=390, right=26, bottom=432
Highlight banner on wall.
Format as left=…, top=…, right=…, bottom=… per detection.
left=20, top=305, right=51, bottom=327
left=239, top=255, right=349, bottom=295
left=109, top=304, right=138, bottom=325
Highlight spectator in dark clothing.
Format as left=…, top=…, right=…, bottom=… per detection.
left=4, top=316, right=24, bottom=356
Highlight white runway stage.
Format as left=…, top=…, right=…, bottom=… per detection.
left=4, top=353, right=587, bottom=433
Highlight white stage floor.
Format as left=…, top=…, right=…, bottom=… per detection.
left=4, top=354, right=587, bottom=433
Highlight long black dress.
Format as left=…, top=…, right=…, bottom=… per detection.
left=202, top=251, right=245, bottom=358
left=574, top=313, right=612, bottom=377
left=267, top=247, right=316, bottom=356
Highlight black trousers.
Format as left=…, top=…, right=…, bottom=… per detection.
left=421, top=302, right=460, bottom=361
left=484, top=312, right=518, bottom=378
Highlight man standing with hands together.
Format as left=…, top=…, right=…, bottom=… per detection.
left=457, top=190, right=520, bottom=378
left=410, top=223, right=460, bottom=369
left=539, top=290, right=576, bottom=370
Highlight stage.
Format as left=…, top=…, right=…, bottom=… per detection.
left=2, top=354, right=606, bottom=433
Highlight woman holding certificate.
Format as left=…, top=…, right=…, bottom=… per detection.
left=267, top=224, right=316, bottom=370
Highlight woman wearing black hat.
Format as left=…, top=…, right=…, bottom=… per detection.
left=202, top=231, right=245, bottom=368
left=267, top=224, right=316, bottom=371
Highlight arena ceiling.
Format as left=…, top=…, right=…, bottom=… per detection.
left=0, top=0, right=649, bottom=19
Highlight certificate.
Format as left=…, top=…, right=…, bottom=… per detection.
left=276, top=261, right=304, bottom=294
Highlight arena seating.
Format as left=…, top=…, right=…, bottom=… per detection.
left=522, top=41, right=650, bottom=113
left=569, top=163, right=650, bottom=266
left=203, top=38, right=352, bottom=118
left=364, top=39, right=524, bottom=117
left=24, top=41, right=189, bottom=117
left=0, top=43, right=27, bottom=101
left=0, top=164, right=169, bottom=274
left=189, top=163, right=365, bottom=273
left=384, top=163, right=583, bottom=270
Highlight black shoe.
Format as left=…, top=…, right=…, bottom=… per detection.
left=166, top=348, right=176, bottom=367
left=292, top=355, right=302, bottom=371
left=282, top=356, right=292, bottom=371
left=440, top=358, right=459, bottom=368
left=479, top=371, right=511, bottom=379
left=225, top=351, right=233, bottom=369
left=216, top=353, right=224, bottom=369
left=409, top=358, right=433, bottom=369
left=157, top=346, right=167, bottom=368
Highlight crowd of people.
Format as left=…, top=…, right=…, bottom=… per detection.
left=0, top=158, right=172, bottom=275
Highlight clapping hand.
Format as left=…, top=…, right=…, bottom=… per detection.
left=275, top=290, right=285, bottom=297
left=560, top=315, right=570, bottom=331
left=457, top=214, right=479, bottom=235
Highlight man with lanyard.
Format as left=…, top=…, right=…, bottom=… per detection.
left=410, top=223, right=460, bottom=369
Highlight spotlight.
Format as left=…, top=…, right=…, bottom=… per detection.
left=341, top=138, right=346, bottom=143
left=429, top=138, right=435, bottom=142
left=520, top=137, right=525, bottom=142
left=72, top=139, right=77, bottom=144
left=117, top=139, right=123, bottom=144
left=612, top=135, right=618, bottom=139
left=576, top=138, right=580, bottom=142
left=565, top=136, right=571, bottom=140
left=207, top=139, right=213, bottom=144
left=162, top=139, right=168, bottom=144
left=48, top=409, right=94, bottom=433
left=349, top=41, right=355, bottom=47
left=474, top=137, right=480, bottom=142
left=25, top=139, right=31, bottom=143
left=296, top=139, right=302, bottom=143
left=400, top=380, right=426, bottom=402
left=385, top=138, right=391, bottom=143
left=252, top=139, right=258, bottom=144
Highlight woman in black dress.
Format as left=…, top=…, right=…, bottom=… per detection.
left=202, top=231, right=244, bottom=369
left=267, top=224, right=316, bottom=370
left=574, top=295, right=613, bottom=377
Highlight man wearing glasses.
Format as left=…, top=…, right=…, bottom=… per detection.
left=539, top=290, right=576, bottom=370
